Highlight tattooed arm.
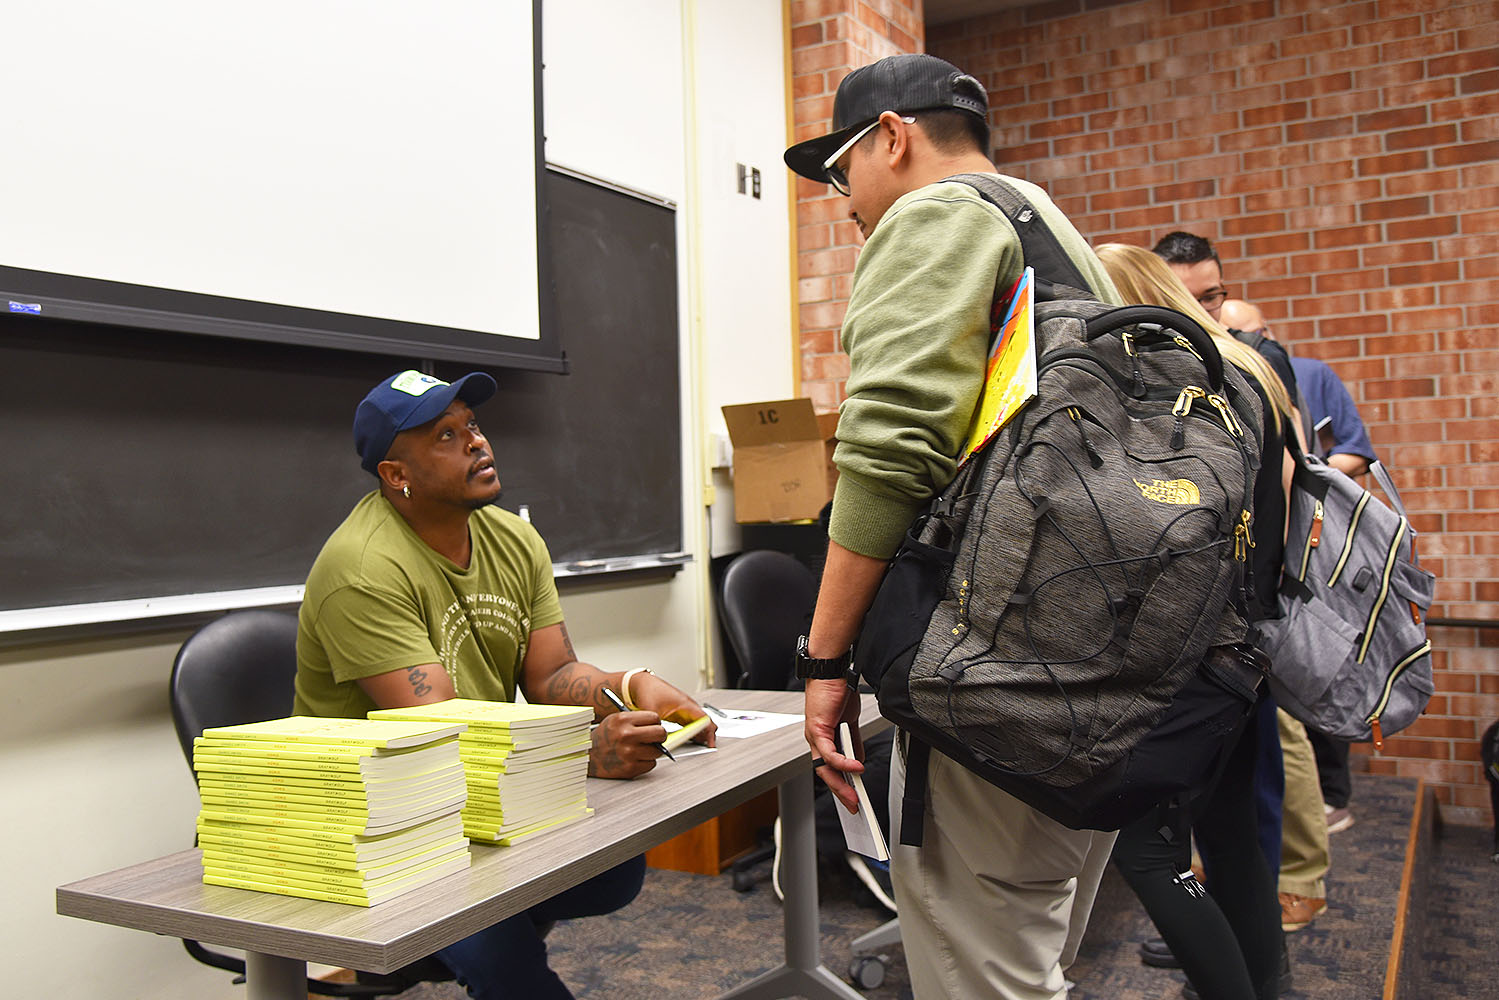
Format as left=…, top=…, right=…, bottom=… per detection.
left=519, top=622, right=715, bottom=779
left=356, top=661, right=459, bottom=708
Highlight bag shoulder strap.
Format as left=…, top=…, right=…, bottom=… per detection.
left=898, top=736, right=931, bottom=848
left=944, top=172, right=1095, bottom=299
left=1285, top=418, right=1410, bottom=522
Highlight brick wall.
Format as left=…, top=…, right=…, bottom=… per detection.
left=790, top=0, right=925, bottom=411
left=790, top=0, right=1499, bottom=822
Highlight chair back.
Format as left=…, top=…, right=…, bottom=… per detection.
left=168, top=609, right=300, bottom=769
left=718, top=551, right=816, bottom=690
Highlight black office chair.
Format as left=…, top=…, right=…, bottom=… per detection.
left=718, top=550, right=816, bottom=692
left=169, top=609, right=453, bottom=996
left=715, top=551, right=815, bottom=890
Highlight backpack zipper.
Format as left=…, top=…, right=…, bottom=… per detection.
left=1297, top=500, right=1324, bottom=580
left=1233, top=509, right=1255, bottom=562
left=1364, top=639, right=1432, bottom=749
left=1356, top=519, right=1409, bottom=664
left=1172, top=334, right=1204, bottom=361
left=1327, top=493, right=1371, bottom=586
left=1066, top=407, right=1104, bottom=467
left=1206, top=394, right=1243, bottom=437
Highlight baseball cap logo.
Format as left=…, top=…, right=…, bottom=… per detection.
left=389, top=370, right=447, bottom=397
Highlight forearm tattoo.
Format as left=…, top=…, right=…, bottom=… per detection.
left=540, top=659, right=598, bottom=708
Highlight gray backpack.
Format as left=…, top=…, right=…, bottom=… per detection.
left=858, top=287, right=1269, bottom=833
left=1257, top=435, right=1435, bottom=746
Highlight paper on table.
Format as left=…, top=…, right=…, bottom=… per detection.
left=833, top=722, right=889, bottom=863
left=700, top=707, right=803, bottom=740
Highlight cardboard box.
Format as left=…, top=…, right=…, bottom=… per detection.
left=722, top=398, right=833, bottom=523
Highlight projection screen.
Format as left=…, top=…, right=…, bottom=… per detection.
left=0, top=0, right=558, bottom=369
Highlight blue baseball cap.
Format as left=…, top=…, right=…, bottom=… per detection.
left=353, top=370, right=497, bottom=475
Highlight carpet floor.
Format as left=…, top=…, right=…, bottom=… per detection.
left=384, top=773, right=1496, bottom=999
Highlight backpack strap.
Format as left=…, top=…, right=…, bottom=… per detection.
left=898, top=736, right=931, bottom=848
left=943, top=172, right=1096, bottom=299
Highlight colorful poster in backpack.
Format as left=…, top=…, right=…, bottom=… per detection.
left=960, top=267, right=1037, bottom=465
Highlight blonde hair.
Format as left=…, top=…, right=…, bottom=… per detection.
left=1095, top=243, right=1292, bottom=430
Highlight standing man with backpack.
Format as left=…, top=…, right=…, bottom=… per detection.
left=782, top=54, right=1122, bottom=999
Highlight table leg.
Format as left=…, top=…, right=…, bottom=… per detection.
left=245, top=951, right=306, bottom=1000
left=716, top=769, right=867, bottom=1000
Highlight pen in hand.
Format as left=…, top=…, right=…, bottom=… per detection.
left=602, top=686, right=675, bottom=761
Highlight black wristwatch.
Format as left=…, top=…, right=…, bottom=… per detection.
left=795, top=635, right=855, bottom=680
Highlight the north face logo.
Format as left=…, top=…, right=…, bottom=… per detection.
left=1135, top=478, right=1201, bottom=505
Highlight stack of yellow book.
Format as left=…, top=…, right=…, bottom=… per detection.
left=370, top=699, right=593, bottom=846
left=193, top=716, right=473, bottom=906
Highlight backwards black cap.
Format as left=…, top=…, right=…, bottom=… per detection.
left=783, top=53, right=989, bottom=183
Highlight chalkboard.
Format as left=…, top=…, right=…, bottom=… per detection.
left=0, top=169, right=682, bottom=619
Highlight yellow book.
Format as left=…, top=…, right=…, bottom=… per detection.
left=197, top=798, right=461, bottom=836
left=197, top=813, right=463, bottom=856
left=198, top=765, right=465, bottom=798
left=191, top=736, right=451, bottom=760
left=198, top=783, right=466, bottom=820
left=370, top=700, right=591, bottom=738
left=202, top=838, right=470, bottom=886
left=194, top=738, right=461, bottom=773
left=198, top=829, right=466, bottom=869
left=466, top=807, right=592, bottom=846
left=464, top=739, right=591, bottom=768
left=194, top=766, right=465, bottom=800
left=200, top=716, right=467, bottom=750
left=663, top=715, right=712, bottom=751
left=203, top=851, right=471, bottom=907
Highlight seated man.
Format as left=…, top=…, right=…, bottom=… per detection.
left=294, top=369, right=715, bottom=1000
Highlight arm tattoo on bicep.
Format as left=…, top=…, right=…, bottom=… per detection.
left=559, top=623, right=578, bottom=662
left=405, top=665, right=433, bottom=698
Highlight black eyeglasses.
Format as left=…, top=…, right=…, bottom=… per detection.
left=823, top=114, right=915, bottom=196
left=1198, top=288, right=1229, bottom=310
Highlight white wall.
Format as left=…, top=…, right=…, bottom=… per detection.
left=6, top=2, right=796, bottom=997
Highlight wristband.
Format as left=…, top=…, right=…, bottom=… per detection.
left=620, top=667, right=654, bottom=710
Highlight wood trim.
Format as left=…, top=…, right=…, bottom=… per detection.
left=783, top=0, right=802, bottom=398
left=1382, top=777, right=1425, bottom=1000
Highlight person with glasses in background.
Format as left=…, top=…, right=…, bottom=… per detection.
left=1152, top=230, right=1231, bottom=320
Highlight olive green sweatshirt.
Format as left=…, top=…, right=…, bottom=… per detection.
left=829, top=176, right=1121, bottom=560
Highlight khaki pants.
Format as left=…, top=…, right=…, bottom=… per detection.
left=890, top=737, right=1117, bottom=1000
left=1278, top=708, right=1329, bottom=898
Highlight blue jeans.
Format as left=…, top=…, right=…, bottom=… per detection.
left=435, top=854, right=646, bottom=999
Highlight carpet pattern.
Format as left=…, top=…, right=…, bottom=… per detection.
left=384, top=773, right=1494, bottom=999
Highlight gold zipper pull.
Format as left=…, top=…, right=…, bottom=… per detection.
left=1173, top=334, right=1204, bottom=361
left=1233, top=509, right=1256, bottom=561
left=1207, top=394, right=1243, bottom=437
left=1122, top=330, right=1137, bottom=356
left=1172, top=385, right=1206, bottom=417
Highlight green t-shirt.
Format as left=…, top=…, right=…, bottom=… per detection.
left=294, top=492, right=564, bottom=719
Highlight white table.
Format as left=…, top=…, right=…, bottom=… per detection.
left=58, top=690, right=891, bottom=1000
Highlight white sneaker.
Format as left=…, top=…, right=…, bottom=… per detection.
left=845, top=851, right=898, bottom=913
left=1323, top=803, right=1355, bottom=834
left=771, top=817, right=784, bottom=902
